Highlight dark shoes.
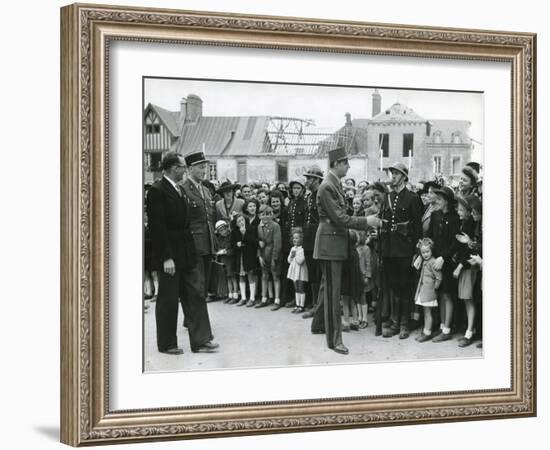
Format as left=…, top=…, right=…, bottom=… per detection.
left=271, top=303, right=282, bottom=311
left=236, top=299, right=247, bottom=307
left=415, top=332, right=432, bottom=343
left=333, top=344, right=349, bottom=355
left=159, top=347, right=184, bottom=355
left=382, top=326, right=400, bottom=338
left=311, top=329, right=325, bottom=335
left=432, top=332, right=452, bottom=343
left=246, top=300, right=256, bottom=307
left=255, top=301, right=269, bottom=308
left=350, top=323, right=360, bottom=331
left=458, top=337, right=473, bottom=348
left=399, top=328, right=410, bottom=340
left=302, top=310, right=315, bottom=319
left=191, top=341, right=220, bottom=353
left=285, top=302, right=296, bottom=308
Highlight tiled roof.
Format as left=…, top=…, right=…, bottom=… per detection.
left=174, top=116, right=270, bottom=157
left=148, top=104, right=182, bottom=137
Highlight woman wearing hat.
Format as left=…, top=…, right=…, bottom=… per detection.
left=419, top=181, right=441, bottom=237
left=215, top=180, right=245, bottom=223
left=459, top=165, right=481, bottom=198
left=428, top=186, right=460, bottom=342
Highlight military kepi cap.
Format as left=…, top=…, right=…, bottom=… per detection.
left=328, top=147, right=348, bottom=163
left=184, top=151, right=209, bottom=167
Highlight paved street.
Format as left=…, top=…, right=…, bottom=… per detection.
left=144, top=299, right=482, bottom=373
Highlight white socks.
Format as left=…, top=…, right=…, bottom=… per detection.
left=295, top=293, right=305, bottom=307
left=239, top=281, right=247, bottom=300
left=465, top=330, right=473, bottom=339
left=249, top=282, right=257, bottom=301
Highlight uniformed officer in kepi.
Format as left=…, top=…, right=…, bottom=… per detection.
left=313, top=147, right=381, bottom=355
left=379, top=162, right=422, bottom=340
left=180, top=151, right=216, bottom=303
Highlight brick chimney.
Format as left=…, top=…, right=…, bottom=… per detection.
left=179, top=97, right=187, bottom=123
left=372, top=89, right=381, bottom=117
left=345, top=112, right=352, bottom=126
left=185, top=94, right=203, bottom=123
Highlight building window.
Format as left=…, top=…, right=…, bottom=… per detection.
left=379, top=133, right=389, bottom=157
left=208, top=162, right=218, bottom=181
left=433, top=155, right=442, bottom=174
left=148, top=153, right=161, bottom=171
left=237, top=161, right=247, bottom=184
left=452, top=132, right=462, bottom=144
left=451, top=156, right=462, bottom=175
left=433, top=130, right=442, bottom=144
left=402, top=133, right=414, bottom=157
left=145, top=124, right=161, bottom=134
left=277, top=161, right=288, bottom=182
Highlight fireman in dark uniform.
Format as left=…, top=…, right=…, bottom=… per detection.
left=282, top=177, right=307, bottom=308
left=301, top=166, right=323, bottom=318
left=379, top=162, right=422, bottom=339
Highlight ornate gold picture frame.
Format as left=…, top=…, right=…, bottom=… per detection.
left=60, top=3, right=536, bottom=446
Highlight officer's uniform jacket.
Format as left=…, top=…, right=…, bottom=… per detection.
left=180, top=177, right=215, bottom=256
left=313, top=172, right=370, bottom=261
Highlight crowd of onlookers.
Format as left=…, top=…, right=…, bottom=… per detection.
left=144, top=161, right=483, bottom=350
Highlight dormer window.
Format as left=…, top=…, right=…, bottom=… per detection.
left=145, top=122, right=160, bottom=134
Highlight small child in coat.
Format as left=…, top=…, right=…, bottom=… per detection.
left=214, top=220, right=236, bottom=303
left=414, top=238, right=443, bottom=342
left=356, top=230, right=378, bottom=328
left=257, top=205, right=283, bottom=308
left=287, top=231, right=308, bottom=313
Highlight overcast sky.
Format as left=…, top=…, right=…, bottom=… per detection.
left=144, top=77, right=484, bottom=160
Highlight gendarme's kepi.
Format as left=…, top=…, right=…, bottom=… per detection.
left=328, top=147, right=348, bottom=163
left=184, top=151, right=209, bottom=167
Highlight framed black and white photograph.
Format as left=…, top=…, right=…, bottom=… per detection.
left=142, top=78, right=485, bottom=373
left=60, top=3, right=536, bottom=446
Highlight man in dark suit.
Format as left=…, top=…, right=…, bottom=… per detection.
left=312, top=148, right=380, bottom=355
left=180, top=151, right=216, bottom=303
left=379, top=162, right=422, bottom=340
left=146, top=152, right=219, bottom=354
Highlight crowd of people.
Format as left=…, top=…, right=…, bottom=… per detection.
left=144, top=149, right=483, bottom=356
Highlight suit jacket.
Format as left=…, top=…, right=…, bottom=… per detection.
left=379, top=187, right=422, bottom=258
left=215, top=197, right=245, bottom=223
left=145, top=177, right=197, bottom=272
left=181, top=178, right=215, bottom=256
left=313, top=172, right=370, bottom=261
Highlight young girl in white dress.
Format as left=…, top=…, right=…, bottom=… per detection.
left=414, top=238, right=443, bottom=342
left=287, top=231, right=308, bottom=313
